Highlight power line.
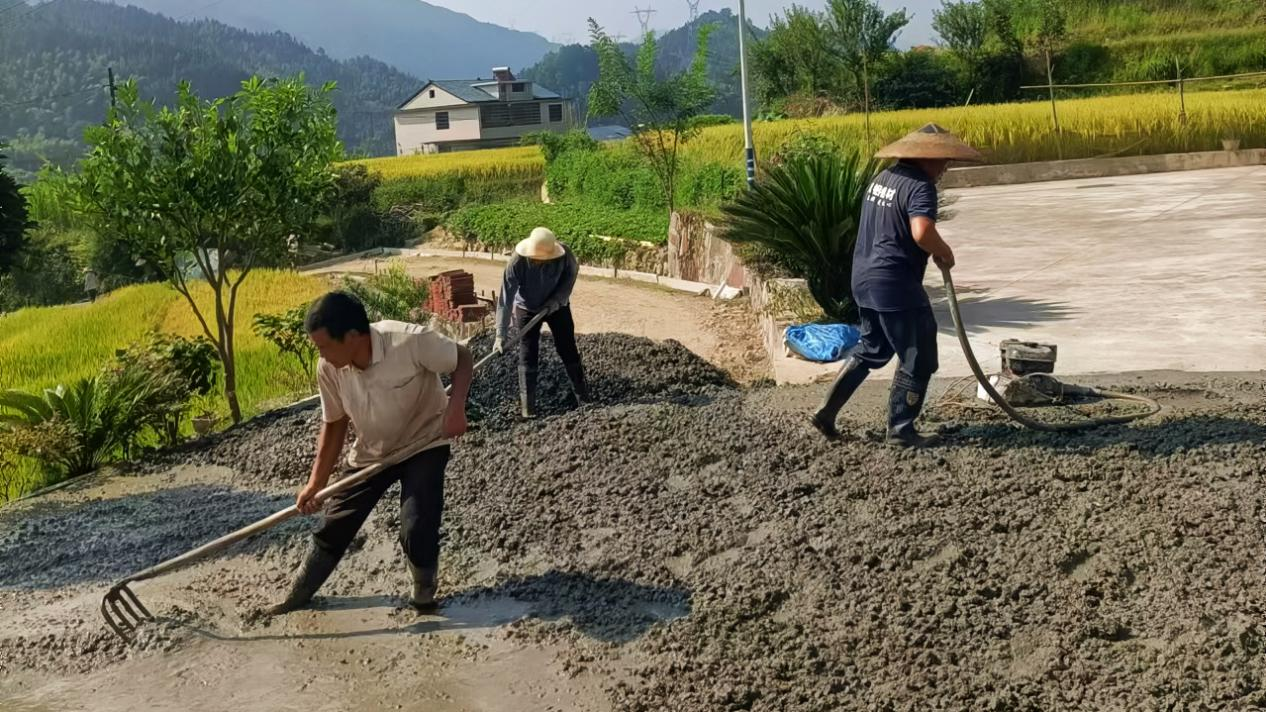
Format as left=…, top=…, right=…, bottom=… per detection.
left=173, top=0, right=231, bottom=23
left=0, top=0, right=29, bottom=17
left=0, top=85, right=102, bottom=109
left=0, top=0, right=67, bottom=30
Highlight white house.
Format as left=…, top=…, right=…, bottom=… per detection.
left=393, top=67, right=576, bottom=155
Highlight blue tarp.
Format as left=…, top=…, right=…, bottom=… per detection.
left=784, top=323, right=862, bottom=363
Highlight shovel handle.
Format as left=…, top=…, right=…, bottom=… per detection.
left=119, top=313, right=548, bottom=586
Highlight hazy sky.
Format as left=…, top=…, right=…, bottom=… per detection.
left=429, top=0, right=942, bottom=47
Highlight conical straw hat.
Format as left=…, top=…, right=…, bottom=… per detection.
left=875, top=123, right=984, bottom=162
left=515, top=227, right=566, bottom=260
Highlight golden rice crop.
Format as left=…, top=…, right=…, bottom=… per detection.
left=684, top=89, right=1266, bottom=166
left=0, top=270, right=330, bottom=419
left=162, top=270, right=330, bottom=415
left=349, top=146, right=545, bottom=182
left=353, top=89, right=1264, bottom=183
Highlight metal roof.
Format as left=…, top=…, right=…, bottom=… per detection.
left=397, top=79, right=563, bottom=109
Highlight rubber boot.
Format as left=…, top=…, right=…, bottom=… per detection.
left=562, top=361, right=589, bottom=406
left=267, top=546, right=341, bottom=615
left=810, top=357, right=870, bottom=440
left=407, top=561, right=438, bottom=611
left=518, top=366, right=538, bottom=419
left=887, top=372, right=940, bottom=448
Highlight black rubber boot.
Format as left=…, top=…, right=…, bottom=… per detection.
left=562, top=361, right=589, bottom=405
left=407, top=561, right=439, bottom=611
left=810, top=357, right=870, bottom=440
left=887, top=372, right=940, bottom=448
left=267, top=546, right=341, bottom=615
left=518, top=366, right=538, bottom=419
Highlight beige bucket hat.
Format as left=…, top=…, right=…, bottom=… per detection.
left=875, top=123, right=984, bottom=163
left=515, top=227, right=566, bottom=260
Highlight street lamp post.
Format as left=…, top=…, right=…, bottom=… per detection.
left=737, top=0, right=756, bottom=186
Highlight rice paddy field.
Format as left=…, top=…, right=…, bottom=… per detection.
left=354, top=89, right=1266, bottom=186
left=350, top=145, right=545, bottom=182
left=0, top=270, right=329, bottom=420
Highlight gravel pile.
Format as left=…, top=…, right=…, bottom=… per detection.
left=440, top=394, right=1266, bottom=710
left=140, top=332, right=735, bottom=486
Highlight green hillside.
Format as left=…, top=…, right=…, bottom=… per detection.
left=0, top=0, right=420, bottom=180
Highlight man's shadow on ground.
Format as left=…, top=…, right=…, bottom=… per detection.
left=926, top=283, right=1077, bottom=335
left=198, top=570, right=691, bottom=646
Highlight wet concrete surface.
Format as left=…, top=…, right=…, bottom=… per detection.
left=2, top=335, right=1265, bottom=710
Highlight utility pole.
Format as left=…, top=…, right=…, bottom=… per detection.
left=1044, top=49, right=1062, bottom=160
left=107, top=67, right=117, bottom=110
left=1175, top=58, right=1187, bottom=125
left=737, top=0, right=755, bottom=186
left=631, top=6, right=656, bottom=36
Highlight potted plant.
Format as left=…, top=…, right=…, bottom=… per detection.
left=192, top=411, right=220, bottom=437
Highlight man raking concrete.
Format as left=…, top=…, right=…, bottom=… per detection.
left=494, top=227, right=589, bottom=418
left=100, top=291, right=552, bottom=639
left=270, top=291, right=474, bottom=613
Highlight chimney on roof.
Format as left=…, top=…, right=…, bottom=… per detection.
left=492, top=67, right=515, bottom=82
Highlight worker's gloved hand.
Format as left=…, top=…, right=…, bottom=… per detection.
left=493, top=336, right=505, bottom=354
left=542, top=300, right=561, bottom=315
left=935, top=250, right=955, bottom=271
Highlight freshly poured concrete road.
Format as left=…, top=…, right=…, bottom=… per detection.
left=779, top=165, right=1266, bottom=383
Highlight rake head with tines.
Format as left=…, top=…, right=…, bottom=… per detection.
left=102, top=582, right=154, bottom=640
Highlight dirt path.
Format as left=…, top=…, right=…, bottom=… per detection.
left=305, top=254, right=771, bottom=384
left=3, top=335, right=1265, bottom=710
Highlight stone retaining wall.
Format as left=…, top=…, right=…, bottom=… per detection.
left=942, top=148, right=1266, bottom=189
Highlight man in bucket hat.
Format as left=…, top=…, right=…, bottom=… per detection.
left=494, top=227, right=588, bottom=418
left=810, top=124, right=984, bottom=448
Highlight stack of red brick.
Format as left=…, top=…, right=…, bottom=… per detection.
left=427, top=270, right=489, bottom=323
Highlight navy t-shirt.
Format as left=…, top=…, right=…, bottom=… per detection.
left=851, top=162, right=938, bottom=312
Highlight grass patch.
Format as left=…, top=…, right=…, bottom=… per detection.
left=1, top=270, right=329, bottom=419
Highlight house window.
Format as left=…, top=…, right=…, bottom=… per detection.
left=435, top=111, right=450, bottom=130
left=428, top=89, right=435, bottom=98
left=480, top=103, right=542, bottom=128
left=548, top=104, right=563, bottom=123
left=512, top=82, right=525, bottom=92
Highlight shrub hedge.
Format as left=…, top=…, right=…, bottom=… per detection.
left=445, top=202, right=670, bottom=265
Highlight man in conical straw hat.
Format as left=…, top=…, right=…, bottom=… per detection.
left=811, top=123, right=984, bottom=448
left=494, top=227, right=588, bottom=418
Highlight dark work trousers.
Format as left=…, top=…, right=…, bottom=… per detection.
left=311, top=445, right=450, bottom=572
left=853, top=306, right=939, bottom=380
left=514, top=304, right=582, bottom=372
left=818, top=306, right=939, bottom=434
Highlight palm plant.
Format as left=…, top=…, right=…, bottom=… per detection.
left=0, top=365, right=179, bottom=476
left=718, top=148, right=881, bottom=323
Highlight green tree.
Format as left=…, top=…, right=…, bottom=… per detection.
left=0, top=147, right=31, bottom=274
left=933, top=0, right=989, bottom=95
left=717, top=147, right=881, bottom=323
left=751, top=5, right=845, bottom=105
left=873, top=49, right=965, bottom=110
left=1023, top=0, right=1068, bottom=150
left=72, top=76, right=341, bottom=423
left=825, top=0, right=910, bottom=127
left=587, top=19, right=717, bottom=212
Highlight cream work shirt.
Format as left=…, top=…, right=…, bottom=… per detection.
left=317, top=321, right=459, bottom=468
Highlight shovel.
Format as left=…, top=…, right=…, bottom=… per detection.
left=101, top=311, right=546, bottom=641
